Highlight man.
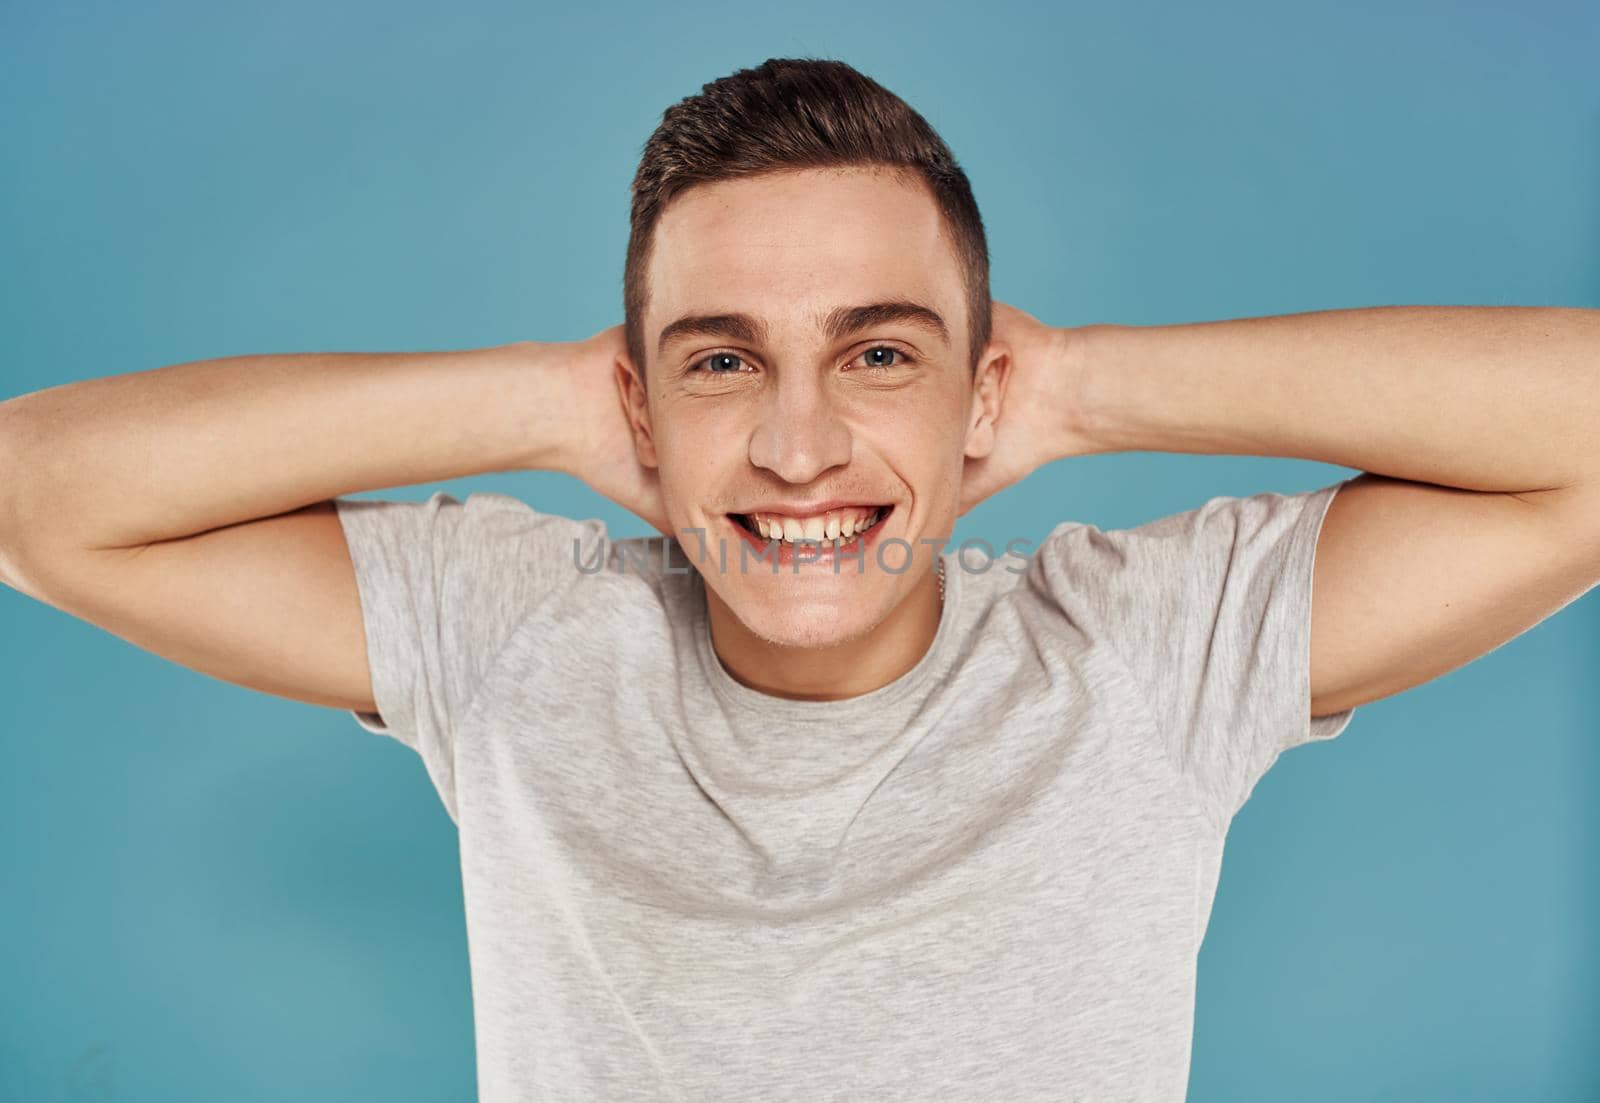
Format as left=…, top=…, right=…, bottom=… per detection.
left=2, top=56, right=1596, bottom=1102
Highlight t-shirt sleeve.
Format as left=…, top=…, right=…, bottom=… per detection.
left=1033, top=479, right=1357, bottom=832
left=333, top=489, right=607, bottom=818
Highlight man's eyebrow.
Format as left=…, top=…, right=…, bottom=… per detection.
left=657, top=312, right=768, bottom=357
left=656, top=300, right=950, bottom=358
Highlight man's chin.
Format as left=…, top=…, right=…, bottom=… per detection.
left=717, top=589, right=885, bottom=651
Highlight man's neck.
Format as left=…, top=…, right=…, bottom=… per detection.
left=703, top=565, right=944, bottom=701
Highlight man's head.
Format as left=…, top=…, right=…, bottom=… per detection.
left=615, top=58, right=1010, bottom=652
left=623, top=58, right=993, bottom=380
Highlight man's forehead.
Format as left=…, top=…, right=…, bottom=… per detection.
left=646, top=168, right=962, bottom=342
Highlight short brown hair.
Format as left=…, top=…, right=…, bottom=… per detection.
left=624, top=57, right=992, bottom=377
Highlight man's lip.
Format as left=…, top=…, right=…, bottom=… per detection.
left=728, top=499, right=890, bottom=516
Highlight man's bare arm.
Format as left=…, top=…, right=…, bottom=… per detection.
left=0, top=333, right=633, bottom=715
left=2, top=342, right=575, bottom=552
left=1067, top=305, right=1600, bottom=716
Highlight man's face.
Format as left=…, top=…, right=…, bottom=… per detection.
left=623, top=165, right=1001, bottom=650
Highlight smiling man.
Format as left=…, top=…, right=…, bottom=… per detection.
left=4, top=57, right=1599, bottom=1103
left=629, top=163, right=995, bottom=695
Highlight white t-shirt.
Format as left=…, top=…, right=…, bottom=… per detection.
left=334, top=479, right=1356, bottom=1101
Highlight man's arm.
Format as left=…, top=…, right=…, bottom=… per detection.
left=0, top=333, right=630, bottom=714
left=1064, top=305, right=1600, bottom=717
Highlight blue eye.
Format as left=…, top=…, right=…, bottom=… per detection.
left=695, top=352, right=748, bottom=374
left=859, top=346, right=904, bottom=369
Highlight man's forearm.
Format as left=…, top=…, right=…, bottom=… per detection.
left=1069, top=305, right=1600, bottom=495
left=0, top=340, right=570, bottom=552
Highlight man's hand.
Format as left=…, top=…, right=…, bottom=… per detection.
left=959, top=301, right=1100, bottom=516
left=544, top=325, right=671, bottom=537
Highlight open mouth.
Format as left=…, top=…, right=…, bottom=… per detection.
left=726, top=504, right=893, bottom=548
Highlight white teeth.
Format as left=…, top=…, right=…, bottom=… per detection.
left=743, top=507, right=887, bottom=544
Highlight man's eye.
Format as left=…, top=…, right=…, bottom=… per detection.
left=856, top=346, right=912, bottom=370
left=691, top=352, right=751, bottom=374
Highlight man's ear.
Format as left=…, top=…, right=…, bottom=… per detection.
left=963, top=341, right=1012, bottom=461
left=614, top=351, right=659, bottom=468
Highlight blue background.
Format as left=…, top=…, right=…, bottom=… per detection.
left=3, top=0, right=1597, bottom=1099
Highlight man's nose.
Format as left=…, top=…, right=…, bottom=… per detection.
left=746, top=374, right=853, bottom=485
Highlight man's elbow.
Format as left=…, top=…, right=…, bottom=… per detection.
left=0, top=396, right=22, bottom=552
left=0, top=397, right=48, bottom=596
